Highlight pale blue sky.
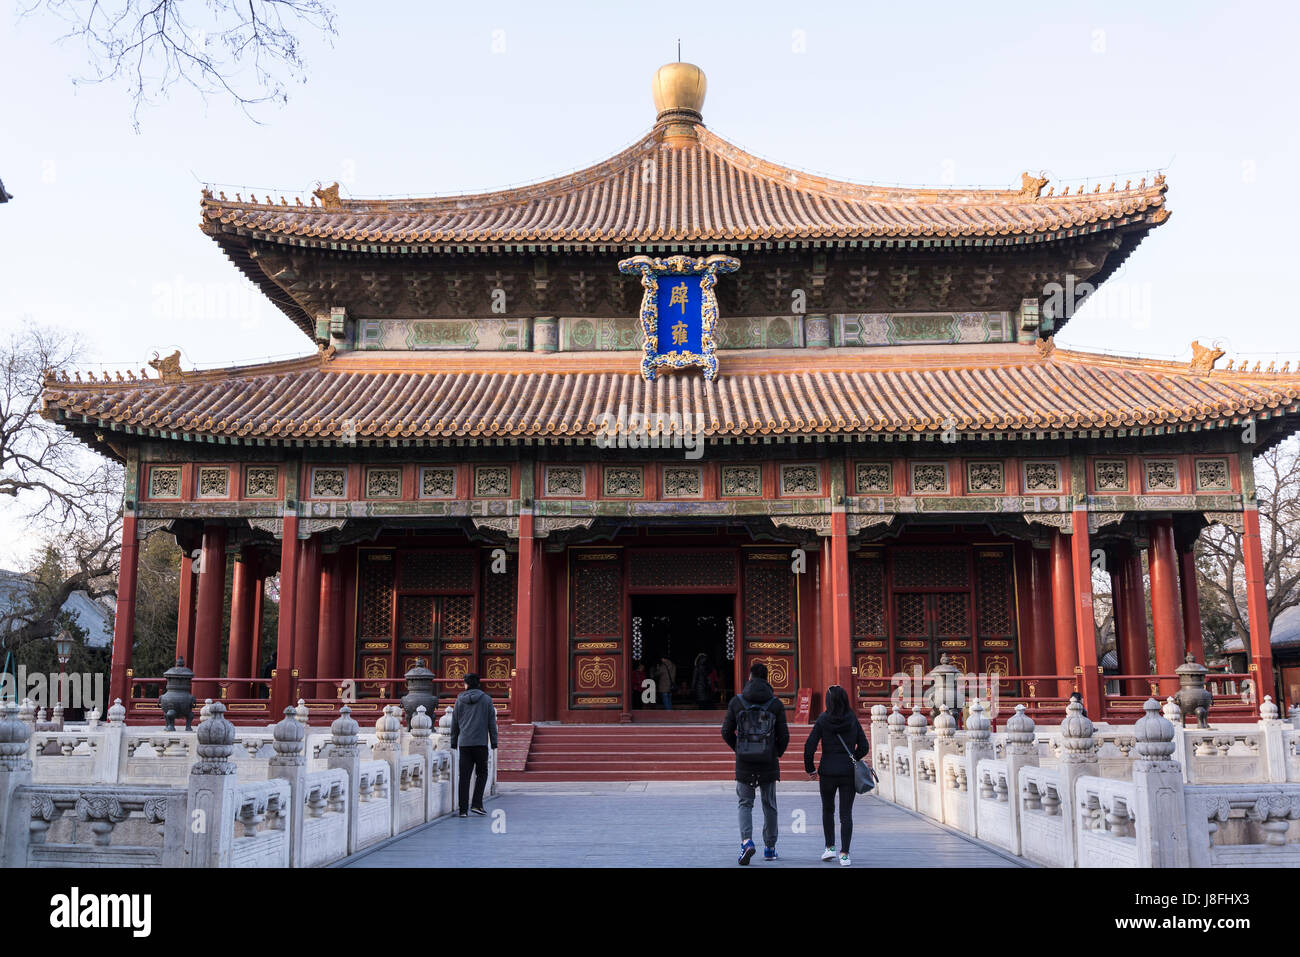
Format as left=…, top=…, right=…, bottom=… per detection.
left=1, top=1, right=1298, bottom=558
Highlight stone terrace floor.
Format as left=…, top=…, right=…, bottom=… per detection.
left=341, top=782, right=1030, bottom=868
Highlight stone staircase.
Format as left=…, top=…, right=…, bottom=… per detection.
left=497, top=723, right=813, bottom=782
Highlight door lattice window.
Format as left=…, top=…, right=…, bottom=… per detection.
left=743, top=564, right=794, bottom=636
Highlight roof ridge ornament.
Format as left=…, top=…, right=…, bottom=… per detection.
left=312, top=181, right=343, bottom=210
left=148, top=350, right=185, bottom=382
left=1018, top=172, right=1049, bottom=201
left=1189, top=340, right=1225, bottom=374
left=1035, top=335, right=1056, bottom=358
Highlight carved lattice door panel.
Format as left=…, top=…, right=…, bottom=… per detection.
left=479, top=552, right=517, bottom=694
left=569, top=551, right=623, bottom=710
left=354, top=547, right=481, bottom=695
left=972, top=548, right=1018, bottom=678
left=741, top=551, right=798, bottom=702
left=356, top=551, right=397, bottom=695
left=850, top=554, right=889, bottom=695
left=892, top=592, right=972, bottom=676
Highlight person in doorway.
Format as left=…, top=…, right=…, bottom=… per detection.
left=631, top=660, right=647, bottom=708
left=450, top=673, right=498, bottom=817
left=692, top=652, right=713, bottom=708
left=804, top=684, right=869, bottom=866
left=721, top=661, right=789, bottom=864
left=655, top=655, right=677, bottom=710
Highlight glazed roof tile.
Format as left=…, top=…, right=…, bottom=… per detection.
left=200, top=126, right=1168, bottom=248
left=43, top=345, right=1300, bottom=447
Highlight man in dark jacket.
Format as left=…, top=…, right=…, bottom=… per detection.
left=450, top=673, right=499, bottom=817
left=721, top=662, right=790, bottom=863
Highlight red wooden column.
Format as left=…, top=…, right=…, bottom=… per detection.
left=273, top=514, right=300, bottom=715
left=109, top=513, right=140, bottom=706
left=251, top=575, right=265, bottom=683
left=1070, top=509, right=1103, bottom=716
left=797, top=548, right=820, bottom=708
left=1242, top=507, right=1276, bottom=709
left=514, top=511, right=537, bottom=723
left=1050, top=529, right=1078, bottom=698
left=1148, top=519, right=1185, bottom=697
left=829, top=512, right=853, bottom=692
left=175, top=552, right=197, bottom=666
left=293, top=535, right=322, bottom=691
left=226, top=552, right=257, bottom=695
left=1179, top=542, right=1206, bottom=664
left=817, top=546, right=832, bottom=700
left=191, top=523, right=229, bottom=700
left=1029, top=546, right=1056, bottom=678
left=316, top=552, right=344, bottom=682
left=1118, top=545, right=1152, bottom=695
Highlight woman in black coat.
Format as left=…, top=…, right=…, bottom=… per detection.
left=804, top=684, right=869, bottom=866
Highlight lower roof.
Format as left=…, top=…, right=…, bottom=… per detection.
left=42, top=343, right=1300, bottom=452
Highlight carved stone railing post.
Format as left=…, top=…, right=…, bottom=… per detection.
left=326, top=705, right=362, bottom=855
left=868, top=704, right=889, bottom=761
left=1052, top=697, right=1099, bottom=866
left=1132, top=697, right=1189, bottom=867
left=184, top=701, right=239, bottom=867
left=905, top=707, right=930, bottom=811
left=270, top=706, right=308, bottom=867
left=882, top=704, right=906, bottom=803
left=962, top=700, right=994, bottom=839
left=1258, top=696, right=1287, bottom=783
left=406, top=706, right=437, bottom=820
left=1003, top=704, right=1039, bottom=856
left=0, top=702, right=34, bottom=867
left=373, top=705, right=404, bottom=828
left=932, top=704, right=959, bottom=826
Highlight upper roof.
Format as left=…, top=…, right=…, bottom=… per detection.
left=42, top=342, right=1300, bottom=452
left=200, top=123, right=1169, bottom=249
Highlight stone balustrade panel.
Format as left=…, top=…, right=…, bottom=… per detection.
left=914, top=749, right=941, bottom=822
left=940, top=753, right=970, bottom=833
left=355, top=761, right=393, bottom=850
left=891, top=746, right=914, bottom=811
left=1183, top=731, right=1265, bottom=784
left=1183, top=783, right=1300, bottom=866
left=230, top=779, right=291, bottom=868
left=301, top=769, right=349, bottom=868
left=1074, top=776, right=1140, bottom=867
left=16, top=785, right=187, bottom=867
left=397, top=755, right=427, bottom=832
left=974, top=758, right=1014, bottom=852
left=122, top=733, right=198, bottom=785
left=1019, top=765, right=1069, bottom=867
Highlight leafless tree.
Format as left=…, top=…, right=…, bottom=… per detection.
left=0, top=328, right=123, bottom=648
left=21, top=0, right=337, bottom=130
left=1198, top=439, right=1300, bottom=642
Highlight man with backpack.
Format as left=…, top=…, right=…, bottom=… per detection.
left=721, top=661, right=790, bottom=864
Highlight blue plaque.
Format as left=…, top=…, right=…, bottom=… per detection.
left=618, top=254, right=740, bottom=381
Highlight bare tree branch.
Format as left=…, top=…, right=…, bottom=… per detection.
left=20, top=0, right=337, bottom=131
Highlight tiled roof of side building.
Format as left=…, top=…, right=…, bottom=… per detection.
left=200, top=125, right=1169, bottom=248
left=42, top=344, right=1300, bottom=449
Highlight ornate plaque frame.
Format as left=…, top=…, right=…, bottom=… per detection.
left=618, top=253, right=740, bottom=381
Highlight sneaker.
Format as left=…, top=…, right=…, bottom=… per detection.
left=839, top=853, right=851, bottom=866
left=738, top=839, right=756, bottom=865
left=821, top=847, right=837, bottom=862
left=470, top=807, right=487, bottom=816
left=458, top=811, right=469, bottom=818
left=763, top=847, right=778, bottom=861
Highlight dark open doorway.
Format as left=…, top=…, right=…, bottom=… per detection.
left=630, top=594, right=734, bottom=710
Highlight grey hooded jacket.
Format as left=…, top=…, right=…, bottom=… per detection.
left=451, top=688, right=499, bottom=749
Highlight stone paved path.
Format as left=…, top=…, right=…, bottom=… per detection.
left=342, top=782, right=1028, bottom=868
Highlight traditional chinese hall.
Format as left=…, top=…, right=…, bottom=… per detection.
left=42, top=61, right=1300, bottom=732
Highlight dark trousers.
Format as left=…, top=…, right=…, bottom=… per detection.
left=820, top=774, right=856, bottom=853
left=458, top=745, right=490, bottom=812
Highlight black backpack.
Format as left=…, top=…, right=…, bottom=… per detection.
left=734, top=697, right=778, bottom=762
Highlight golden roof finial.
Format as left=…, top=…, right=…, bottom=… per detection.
left=653, top=60, right=706, bottom=146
